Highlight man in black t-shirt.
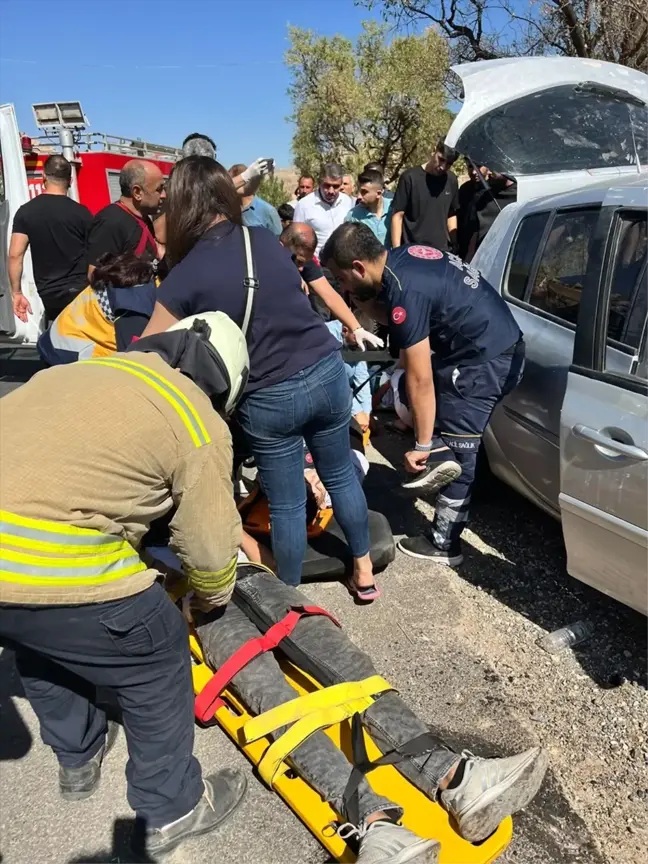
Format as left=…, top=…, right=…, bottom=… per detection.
left=391, top=138, right=459, bottom=252
left=86, top=159, right=166, bottom=275
left=9, top=155, right=92, bottom=323
left=464, top=173, right=518, bottom=261
left=322, top=223, right=525, bottom=567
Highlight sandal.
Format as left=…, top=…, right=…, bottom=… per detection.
left=345, top=578, right=382, bottom=602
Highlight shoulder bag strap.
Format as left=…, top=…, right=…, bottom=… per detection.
left=240, top=225, right=259, bottom=340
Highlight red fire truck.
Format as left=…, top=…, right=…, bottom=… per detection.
left=23, top=131, right=180, bottom=214
left=1, top=102, right=180, bottom=343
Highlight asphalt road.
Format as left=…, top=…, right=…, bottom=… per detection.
left=1, top=371, right=646, bottom=864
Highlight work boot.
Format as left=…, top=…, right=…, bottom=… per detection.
left=138, top=768, right=247, bottom=860
left=59, top=720, right=119, bottom=802
left=440, top=747, right=548, bottom=842
left=352, top=821, right=440, bottom=863
left=397, top=535, right=463, bottom=567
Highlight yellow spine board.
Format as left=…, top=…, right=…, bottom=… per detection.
left=189, top=635, right=512, bottom=863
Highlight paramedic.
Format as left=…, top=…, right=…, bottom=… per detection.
left=141, top=156, right=377, bottom=594
left=322, top=223, right=524, bottom=567
left=0, top=313, right=250, bottom=859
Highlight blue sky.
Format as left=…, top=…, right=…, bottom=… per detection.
left=0, top=0, right=378, bottom=168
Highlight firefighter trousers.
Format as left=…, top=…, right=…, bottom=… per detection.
left=0, top=582, right=204, bottom=828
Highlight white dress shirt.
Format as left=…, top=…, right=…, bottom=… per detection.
left=293, top=189, right=354, bottom=256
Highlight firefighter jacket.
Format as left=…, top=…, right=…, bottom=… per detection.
left=0, top=351, right=240, bottom=605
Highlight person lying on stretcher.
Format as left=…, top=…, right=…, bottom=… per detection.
left=191, top=565, right=548, bottom=864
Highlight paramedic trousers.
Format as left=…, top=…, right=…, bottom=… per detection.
left=0, top=582, right=204, bottom=828
left=197, top=579, right=459, bottom=823
left=237, top=350, right=370, bottom=587
left=431, top=343, right=525, bottom=550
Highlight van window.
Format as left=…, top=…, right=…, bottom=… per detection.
left=607, top=212, right=647, bottom=351
left=529, top=209, right=599, bottom=325
left=505, top=212, right=550, bottom=300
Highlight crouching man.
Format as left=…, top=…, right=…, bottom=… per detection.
left=0, top=313, right=250, bottom=860
left=322, top=224, right=524, bottom=566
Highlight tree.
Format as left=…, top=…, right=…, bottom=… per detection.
left=257, top=175, right=290, bottom=208
left=361, top=0, right=648, bottom=72
left=286, top=22, right=452, bottom=185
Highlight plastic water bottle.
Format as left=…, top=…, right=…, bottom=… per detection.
left=538, top=620, right=593, bottom=654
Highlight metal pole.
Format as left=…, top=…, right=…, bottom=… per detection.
left=59, top=127, right=80, bottom=203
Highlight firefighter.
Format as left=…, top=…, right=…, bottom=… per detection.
left=0, top=313, right=250, bottom=860
left=321, top=223, right=525, bottom=567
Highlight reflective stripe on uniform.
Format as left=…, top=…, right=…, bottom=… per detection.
left=0, top=510, right=128, bottom=554
left=0, top=511, right=147, bottom=588
left=187, top=556, right=237, bottom=593
left=80, top=357, right=211, bottom=448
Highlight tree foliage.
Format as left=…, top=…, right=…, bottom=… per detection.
left=286, top=22, right=452, bottom=185
left=257, top=175, right=291, bottom=208
left=361, top=0, right=648, bottom=73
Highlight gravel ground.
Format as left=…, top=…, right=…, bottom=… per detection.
left=1, top=427, right=646, bottom=864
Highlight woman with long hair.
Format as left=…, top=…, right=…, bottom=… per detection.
left=141, top=156, right=378, bottom=598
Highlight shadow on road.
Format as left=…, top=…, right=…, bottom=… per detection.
left=368, top=430, right=647, bottom=691
left=68, top=817, right=152, bottom=864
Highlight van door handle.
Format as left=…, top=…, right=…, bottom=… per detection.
left=573, top=424, right=648, bottom=461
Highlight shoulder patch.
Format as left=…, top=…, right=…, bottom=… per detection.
left=407, top=245, right=443, bottom=260
left=392, top=306, right=407, bottom=325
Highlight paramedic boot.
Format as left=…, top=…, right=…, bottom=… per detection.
left=59, top=720, right=119, bottom=802
left=440, top=747, right=548, bottom=843
left=139, top=768, right=247, bottom=859
left=354, top=821, right=440, bottom=864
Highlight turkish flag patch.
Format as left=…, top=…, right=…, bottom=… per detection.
left=392, top=306, right=407, bottom=324
left=408, top=245, right=443, bottom=260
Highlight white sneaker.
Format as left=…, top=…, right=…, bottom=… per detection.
left=440, top=747, right=548, bottom=843
left=340, top=820, right=440, bottom=864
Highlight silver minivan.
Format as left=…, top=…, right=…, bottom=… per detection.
left=445, top=57, right=648, bottom=615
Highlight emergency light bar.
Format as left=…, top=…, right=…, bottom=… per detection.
left=32, top=101, right=88, bottom=130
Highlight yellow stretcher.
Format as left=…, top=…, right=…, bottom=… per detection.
left=188, top=632, right=512, bottom=863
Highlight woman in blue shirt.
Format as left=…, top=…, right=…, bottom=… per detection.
left=141, top=156, right=377, bottom=597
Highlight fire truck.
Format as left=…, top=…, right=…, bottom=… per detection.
left=0, top=101, right=180, bottom=345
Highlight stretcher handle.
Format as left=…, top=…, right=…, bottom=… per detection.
left=194, top=604, right=339, bottom=723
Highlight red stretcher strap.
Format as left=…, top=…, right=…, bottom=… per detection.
left=194, top=604, right=340, bottom=723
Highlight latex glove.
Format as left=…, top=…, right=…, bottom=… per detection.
left=240, top=157, right=273, bottom=184
left=352, top=327, right=384, bottom=351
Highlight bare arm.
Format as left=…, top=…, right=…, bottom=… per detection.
left=402, top=338, right=436, bottom=445
left=9, top=233, right=32, bottom=322
left=447, top=214, right=458, bottom=252
left=8, top=233, right=28, bottom=296
left=308, top=276, right=360, bottom=331
left=140, top=301, right=181, bottom=338
left=391, top=211, right=404, bottom=248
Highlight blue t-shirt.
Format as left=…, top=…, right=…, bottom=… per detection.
left=382, top=245, right=522, bottom=367
left=158, top=222, right=338, bottom=392
left=242, top=196, right=282, bottom=236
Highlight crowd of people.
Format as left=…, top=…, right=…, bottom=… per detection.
left=1, top=132, right=542, bottom=864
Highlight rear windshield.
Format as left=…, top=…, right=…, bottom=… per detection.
left=455, top=84, right=648, bottom=176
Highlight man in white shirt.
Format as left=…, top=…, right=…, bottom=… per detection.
left=293, top=163, right=354, bottom=255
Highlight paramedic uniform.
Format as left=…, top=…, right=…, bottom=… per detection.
left=0, top=352, right=240, bottom=828
left=383, top=245, right=524, bottom=550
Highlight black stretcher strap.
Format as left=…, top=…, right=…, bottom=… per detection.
left=343, top=712, right=443, bottom=826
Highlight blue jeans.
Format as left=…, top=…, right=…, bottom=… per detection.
left=237, top=351, right=370, bottom=586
